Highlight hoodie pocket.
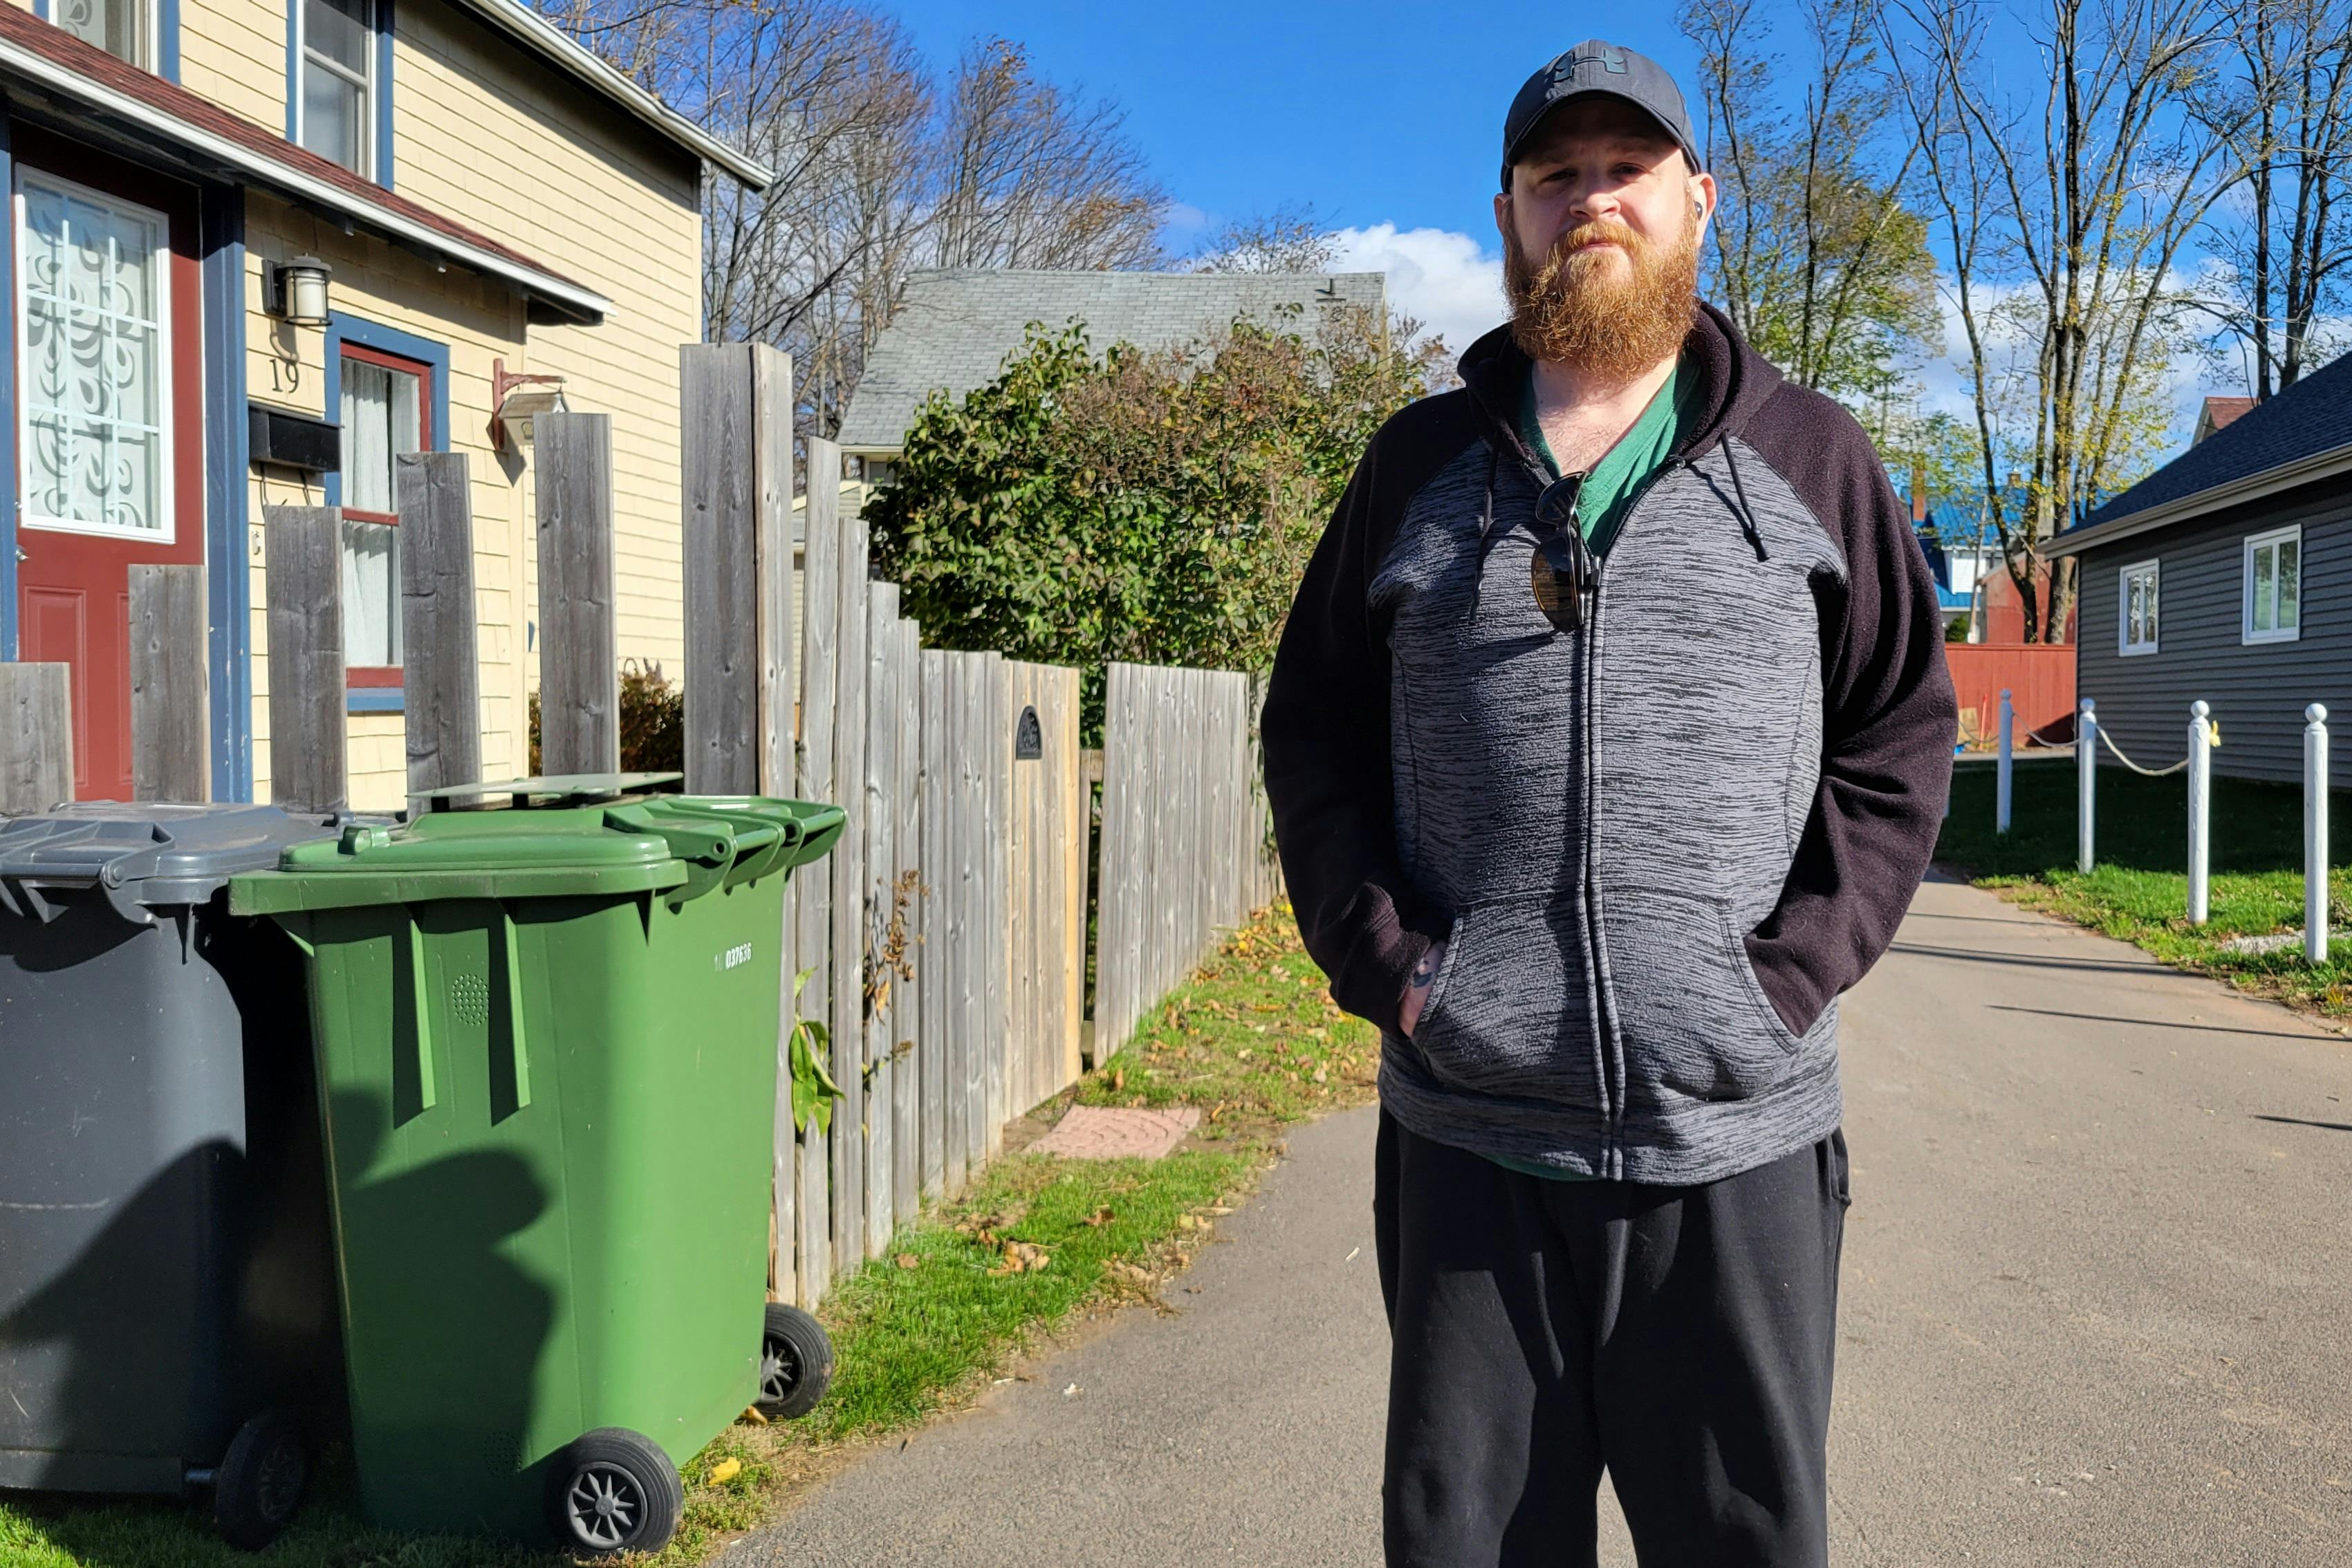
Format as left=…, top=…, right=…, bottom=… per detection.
left=1407, top=895, right=1589, bottom=1098
left=1600, top=886, right=1804, bottom=1104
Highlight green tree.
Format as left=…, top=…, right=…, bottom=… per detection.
left=867, top=305, right=1436, bottom=734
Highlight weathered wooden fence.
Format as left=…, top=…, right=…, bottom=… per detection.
left=678, top=351, right=1100, bottom=1307
left=1093, top=661, right=1281, bottom=1058
left=0, top=662, right=72, bottom=814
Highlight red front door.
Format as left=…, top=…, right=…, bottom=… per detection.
left=10, top=133, right=205, bottom=802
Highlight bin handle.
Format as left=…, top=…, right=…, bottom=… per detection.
left=407, top=922, right=440, bottom=1114
left=498, top=908, right=533, bottom=1115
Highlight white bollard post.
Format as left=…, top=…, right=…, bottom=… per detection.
left=1997, top=689, right=2014, bottom=834
left=2077, top=698, right=2096, bottom=873
left=2307, top=704, right=2329, bottom=965
left=2187, top=700, right=2212, bottom=925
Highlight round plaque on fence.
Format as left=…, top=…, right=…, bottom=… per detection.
left=1015, top=704, right=1043, bottom=760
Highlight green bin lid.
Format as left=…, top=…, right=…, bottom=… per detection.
left=228, top=783, right=844, bottom=916
left=0, top=803, right=338, bottom=926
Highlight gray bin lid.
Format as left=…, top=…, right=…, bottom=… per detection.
left=0, top=803, right=338, bottom=926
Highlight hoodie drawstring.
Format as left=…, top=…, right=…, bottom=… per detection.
left=1720, top=437, right=1769, bottom=563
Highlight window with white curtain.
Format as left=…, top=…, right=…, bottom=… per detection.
left=340, top=351, right=423, bottom=669
left=2119, top=560, right=2158, bottom=656
left=298, top=0, right=376, bottom=178
left=54, top=0, right=151, bottom=68
left=16, top=171, right=172, bottom=541
left=2243, top=525, right=2302, bottom=645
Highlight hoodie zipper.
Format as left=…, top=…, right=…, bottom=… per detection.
left=1577, top=455, right=1698, bottom=1179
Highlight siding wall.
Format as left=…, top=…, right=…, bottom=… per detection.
left=387, top=0, right=704, bottom=680
left=244, top=191, right=530, bottom=810
left=2076, top=473, right=2352, bottom=787
left=25, top=0, right=712, bottom=803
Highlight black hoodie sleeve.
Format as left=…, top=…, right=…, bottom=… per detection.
left=1262, top=398, right=1470, bottom=1027
left=1737, top=389, right=1959, bottom=1033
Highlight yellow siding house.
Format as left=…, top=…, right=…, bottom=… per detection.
left=0, top=0, right=767, bottom=808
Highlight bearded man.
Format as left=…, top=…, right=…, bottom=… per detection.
left=1261, top=41, right=1956, bottom=1568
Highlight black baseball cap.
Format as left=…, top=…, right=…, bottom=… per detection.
left=1501, top=41, right=1705, bottom=191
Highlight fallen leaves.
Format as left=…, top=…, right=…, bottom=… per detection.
left=896, top=1252, right=921, bottom=1270
left=1084, top=1206, right=1115, bottom=1226
left=706, top=1458, right=743, bottom=1486
left=991, top=1240, right=1052, bottom=1276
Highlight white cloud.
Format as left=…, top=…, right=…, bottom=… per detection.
left=1326, top=223, right=1506, bottom=358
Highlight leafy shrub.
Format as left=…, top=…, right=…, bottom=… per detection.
left=527, top=658, right=685, bottom=776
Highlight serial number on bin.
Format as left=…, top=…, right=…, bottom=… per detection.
left=715, top=942, right=755, bottom=972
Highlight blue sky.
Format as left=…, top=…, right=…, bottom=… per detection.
left=885, top=2, right=2229, bottom=438
left=885, top=3, right=1704, bottom=250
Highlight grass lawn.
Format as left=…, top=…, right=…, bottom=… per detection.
left=1938, top=756, right=2352, bottom=1019
left=0, top=901, right=1373, bottom=1568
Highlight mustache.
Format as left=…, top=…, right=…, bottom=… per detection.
left=1546, top=219, right=1650, bottom=265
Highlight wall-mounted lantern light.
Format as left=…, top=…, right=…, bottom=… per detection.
left=490, top=357, right=568, bottom=449
left=265, top=256, right=332, bottom=326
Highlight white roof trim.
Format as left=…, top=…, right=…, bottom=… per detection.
left=2048, top=439, right=2352, bottom=557
left=445, top=0, right=774, bottom=189
left=0, top=32, right=613, bottom=321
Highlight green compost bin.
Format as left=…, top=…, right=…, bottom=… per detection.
left=228, top=776, right=844, bottom=1550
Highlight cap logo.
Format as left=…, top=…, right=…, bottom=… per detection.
left=1557, top=45, right=1629, bottom=81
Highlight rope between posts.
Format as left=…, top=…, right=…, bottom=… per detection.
left=2097, top=726, right=2190, bottom=777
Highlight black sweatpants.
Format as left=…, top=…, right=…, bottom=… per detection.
left=1374, top=1111, right=1850, bottom=1567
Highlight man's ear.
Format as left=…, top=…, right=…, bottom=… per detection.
left=1493, top=189, right=1515, bottom=249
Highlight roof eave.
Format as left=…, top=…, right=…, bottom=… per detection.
left=0, top=33, right=612, bottom=325
left=446, top=0, right=774, bottom=188
left=2049, top=440, right=2352, bottom=558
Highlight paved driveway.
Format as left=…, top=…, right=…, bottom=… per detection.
left=733, top=875, right=2352, bottom=1566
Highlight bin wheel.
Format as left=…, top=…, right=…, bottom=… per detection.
left=213, top=1408, right=308, bottom=1551
left=756, top=1302, right=835, bottom=1421
left=546, top=1428, right=682, bottom=1556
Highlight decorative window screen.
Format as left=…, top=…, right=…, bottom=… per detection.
left=17, top=172, right=171, bottom=541
left=55, top=0, right=149, bottom=68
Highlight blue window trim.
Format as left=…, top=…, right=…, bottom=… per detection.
left=0, top=96, right=15, bottom=662
left=323, top=312, right=450, bottom=714
left=201, top=185, right=252, bottom=800
left=33, top=0, right=181, bottom=81
left=287, top=0, right=396, bottom=188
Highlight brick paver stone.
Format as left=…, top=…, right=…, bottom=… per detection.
left=1027, top=1105, right=1201, bottom=1160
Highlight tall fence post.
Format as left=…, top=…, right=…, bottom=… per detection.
left=2076, top=698, right=2095, bottom=873
left=535, top=411, right=618, bottom=776
left=793, top=437, right=843, bottom=1308
left=0, top=663, right=72, bottom=814
left=263, top=506, right=347, bottom=814
left=130, top=563, right=210, bottom=802
left=2308, top=703, right=2329, bottom=966
left=397, top=451, right=481, bottom=798
left=2187, top=700, right=2212, bottom=926
left=1995, top=688, right=2013, bottom=834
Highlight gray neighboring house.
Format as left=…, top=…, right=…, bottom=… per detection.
left=837, top=268, right=1390, bottom=484
left=2053, top=360, right=2352, bottom=784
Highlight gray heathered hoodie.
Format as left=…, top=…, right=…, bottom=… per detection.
left=1263, top=306, right=1956, bottom=1186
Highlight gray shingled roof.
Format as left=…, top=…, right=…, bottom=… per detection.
left=836, top=268, right=1389, bottom=453
left=2075, top=348, right=2352, bottom=531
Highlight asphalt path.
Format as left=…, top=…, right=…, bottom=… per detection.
left=733, top=874, right=2352, bottom=1566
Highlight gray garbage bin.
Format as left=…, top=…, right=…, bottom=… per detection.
left=0, top=803, right=343, bottom=1549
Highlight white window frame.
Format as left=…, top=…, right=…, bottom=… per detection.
left=2118, top=559, right=2160, bottom=656
left=13, top=168, right=176, bottom=545
left=293, top=0, right=377, bottom=180
left=2242, top=523, right=2304, bottom=646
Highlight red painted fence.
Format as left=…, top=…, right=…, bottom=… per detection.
left=1945, top=644, right=2076, bottom=747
